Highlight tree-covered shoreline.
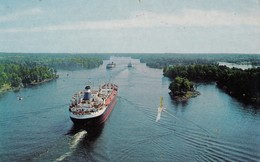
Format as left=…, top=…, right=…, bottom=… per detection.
left=164, top=64, right=260, bottom=103
left=0, top=53, right=107, bottom=93
left=130, top=53, right=260, bottom=69
left=0, top=63, right=58, bottom=92
left=132, top=53, right=260, bottom=104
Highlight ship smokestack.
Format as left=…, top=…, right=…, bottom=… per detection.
left=83, top=86, right=91, bottom=100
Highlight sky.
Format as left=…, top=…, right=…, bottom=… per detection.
left=0, top=0, right=259, bottom=54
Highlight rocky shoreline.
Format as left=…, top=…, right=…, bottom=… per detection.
left=29, top=78, right=57, bottom=85
left=169, top=91, right=200, bottom=101
left=0, top=78, right=57, bottom=94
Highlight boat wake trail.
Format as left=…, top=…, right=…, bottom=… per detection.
left=156, top=106, right=165, bottom=122
left=163, top=110, right=211, bottom=136
left=70, top=130, right=87, bottom=149
left=55, top=130, right=87, bottom=162
left=156, top=97, right=165, bottom=122
left=155, top=111, right=161, bottom=122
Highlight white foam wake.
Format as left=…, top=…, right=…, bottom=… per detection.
left=156, top=106, right=164, bottom=122
left=70, top=130, right=87, bottom=149
left=55, top=130, right=87, bottom=162
left=55, top=152, right=72, bottom=162
left=156, top=112, right=161, bottom=122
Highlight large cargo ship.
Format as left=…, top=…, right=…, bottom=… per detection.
left=69, top=83, right=118, bottom=125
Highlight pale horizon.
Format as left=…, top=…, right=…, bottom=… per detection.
left=0, top=0, right=260, bottom=54
left=1, top=52, right=260, bottom=55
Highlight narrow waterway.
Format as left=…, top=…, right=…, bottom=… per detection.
left=0, top=57, right=259, bottom=161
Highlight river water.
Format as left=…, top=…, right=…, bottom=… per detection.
left=0, top=57, right=259, bottom=162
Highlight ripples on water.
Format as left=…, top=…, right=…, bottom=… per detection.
left=0, top=57, right=259, bottom=161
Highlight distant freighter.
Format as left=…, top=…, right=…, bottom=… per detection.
left=106, top=62, right=116, bottom=69
left=69, top=83, right=118, bottom=125
left=128, top=62, right=133, bottom=67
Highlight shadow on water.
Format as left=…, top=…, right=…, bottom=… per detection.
left=171, top=98, right=189, bottom=108
left=0, top=92, right=8, bottom=99
left=216, top=84, right=260, bottom=110
left=161, top=76, right=170, bottom=86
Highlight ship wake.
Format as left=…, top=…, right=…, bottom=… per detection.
left=55, top=130, right=87, bottom=162
left=155, top=111, right=161, bottom=122
left=156, top=107, right=164, bottom=122
left=156, top=97, right=165, bottom=122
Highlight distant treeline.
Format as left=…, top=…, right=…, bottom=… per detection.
left=164, top=64, right=260, bottom=103
left=47, top=57, right=103, bottom=70
left=0, top=53, right=107, bottom=70
left=128, top=54, right=260, bottom=69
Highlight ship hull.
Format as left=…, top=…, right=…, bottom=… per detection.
left=70, top=97, right=117, bottom=125
left=106, top=65, right=115, bottom=69
left=106, top=63, right=116, bottom=69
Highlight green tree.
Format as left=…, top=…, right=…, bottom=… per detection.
left=169, top=77, right=194, bottom=96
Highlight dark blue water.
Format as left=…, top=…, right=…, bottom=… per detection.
left=0, top=57, right=259, bottom=161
